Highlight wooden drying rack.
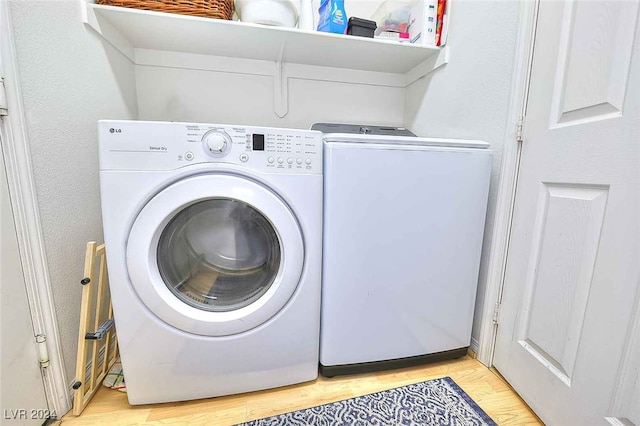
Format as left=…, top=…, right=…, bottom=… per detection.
left=72, top=242, right=119, bottom=416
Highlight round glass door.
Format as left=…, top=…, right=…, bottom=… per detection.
left=126, top=174, right=304, bottom=336
left=157, top=199, right=281, bottom=312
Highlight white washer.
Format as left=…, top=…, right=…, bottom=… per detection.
left=98, top=120, right=323, bottom=404
left=318, top=131, right=491, bottom=377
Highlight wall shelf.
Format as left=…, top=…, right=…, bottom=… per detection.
left=82, top=2, right=449, bottom=116
left=84, top=3, right=444, bottom=74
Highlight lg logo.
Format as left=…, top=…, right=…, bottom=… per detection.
left=109, top=128, right=122, bottom=134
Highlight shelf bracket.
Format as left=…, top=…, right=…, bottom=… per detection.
left=404, top=46, right=450, bottom=87
left=273, top=42, right=289, bottom=118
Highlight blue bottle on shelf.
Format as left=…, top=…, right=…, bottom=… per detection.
left=317, top=0, right=348, bottom=34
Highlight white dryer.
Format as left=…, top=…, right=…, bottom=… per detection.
left=98, top=120, right=323, bottom=404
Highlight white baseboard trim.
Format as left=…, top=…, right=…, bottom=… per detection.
left=470, top=337, right=480, bottom=354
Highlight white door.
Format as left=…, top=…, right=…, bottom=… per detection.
left=493, top=1, right=640, bottom=425
left=1, top=145, right=49, bottom=425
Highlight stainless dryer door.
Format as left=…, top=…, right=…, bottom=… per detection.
left=126, top=174, right=304, bottom=336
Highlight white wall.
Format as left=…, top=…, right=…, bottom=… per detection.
left=135, top=66, right=405, bottom=128
left=134, top=0, right=405, bottom=128
left=9, top=0, right=137, bottom=387
left=404, top=0, right=521, bottom=347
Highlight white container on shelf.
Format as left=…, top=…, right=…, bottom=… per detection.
left=408, top=0, right=450, bottom=46
left=235, top=0, right=300, bottom=28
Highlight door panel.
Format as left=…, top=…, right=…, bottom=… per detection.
left=521, top=184, right=608, bottom=385
left=1, top=146, right=48, bottom=425
left=551, top=0, right=638, bottom=126
left=494, top=0, right=640, bottom=424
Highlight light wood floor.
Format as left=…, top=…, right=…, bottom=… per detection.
left=60, top=356, right=543, bottom=425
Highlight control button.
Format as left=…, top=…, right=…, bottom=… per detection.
left=240, top=153, right=249, bottom=163
left=287, top=158, right=293, bottom=164
left=296, top=158, right=303, bottom=165
left=202, top=130, right=232, bottom=158
left=185, top=152, right=194, bottom=161
left=268, top=157, right=275, bottom=164
left=205, top=134, right=227, bottom=153
left=277, top=157, right=284, bottom=164
left=305, top=158, right=312, bottom=165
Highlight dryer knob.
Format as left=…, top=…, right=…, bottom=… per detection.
left=203, top=131, right=230, bottom=156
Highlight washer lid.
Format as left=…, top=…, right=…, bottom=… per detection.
left=322, top=133, right=490, bottom=149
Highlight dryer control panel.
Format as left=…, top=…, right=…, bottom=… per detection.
left=98, top=121, right=323, bottom=174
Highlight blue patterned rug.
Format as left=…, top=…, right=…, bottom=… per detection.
left=238, top=377, right=497, bottom=425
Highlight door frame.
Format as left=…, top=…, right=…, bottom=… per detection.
left=0, top=1, right=71, bottom=416
left=476, top=0, right=540, bottom=366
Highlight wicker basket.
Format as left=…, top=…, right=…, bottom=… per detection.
left=97, top=0, right=235, bottom=20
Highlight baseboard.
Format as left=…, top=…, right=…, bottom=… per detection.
left=469, top=337, right=479, bottom=357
